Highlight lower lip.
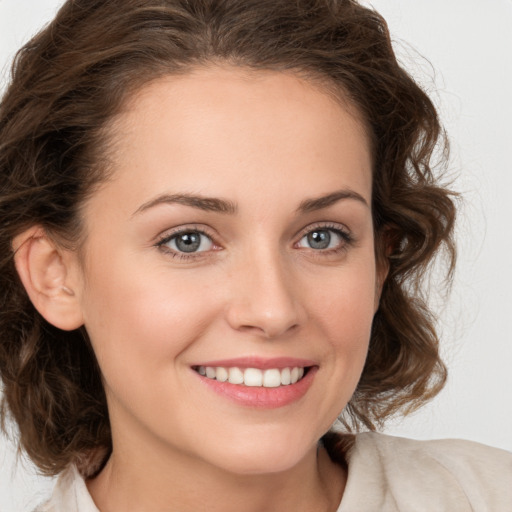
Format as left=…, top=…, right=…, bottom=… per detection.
left=195, top=367, right=317, bottom=409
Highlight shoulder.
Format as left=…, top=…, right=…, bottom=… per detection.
left=32, top=465, right=99, bottom=512
left=339, top=432, right=512, bottom=512
left=353, top=431, right=512, bottom=478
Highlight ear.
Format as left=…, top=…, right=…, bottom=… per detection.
left=374, top=258, right=389, bottom=312
left=12, top=227, right=84, bottom=331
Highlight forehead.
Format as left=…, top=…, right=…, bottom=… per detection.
left=93, top=66, right=373, bottom=217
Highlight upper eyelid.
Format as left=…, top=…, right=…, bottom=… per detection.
left=155, top=224, right=217, bottom=245
left=294, top=221, right=351, bottom=240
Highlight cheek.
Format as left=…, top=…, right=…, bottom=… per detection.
left=310, top=260, right=377, bottom=335
left=308, top=260, right=376, bottom=387
left=79, top=257, right=220, bottom=384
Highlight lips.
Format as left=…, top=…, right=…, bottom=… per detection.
left=192, top=357, right=317, bottom=408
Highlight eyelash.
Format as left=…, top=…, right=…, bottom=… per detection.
left=155, top=223, right=353, bottom=261
left=295, top=223, right=354, bottom=256
left=155, top=226, right=217, bottom=260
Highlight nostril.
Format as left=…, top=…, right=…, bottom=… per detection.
left=237, top=322, right=299, bottom=339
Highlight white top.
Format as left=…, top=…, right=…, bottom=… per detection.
left=36, top=432, right=512, bottom=512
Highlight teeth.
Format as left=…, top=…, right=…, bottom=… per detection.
left=197, top=366, right=307, bottom=387
left=263, top=369, right=281, bottom=388
left=244, top=368, right=263, bottom=387
left=216, top=367, right=228, bottom=382
left=228, top=367, right=244, bottom=384
left=280, top=367, right=291, bottom=385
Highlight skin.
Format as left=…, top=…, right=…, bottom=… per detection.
left=52, top=66, right=384, bottom=511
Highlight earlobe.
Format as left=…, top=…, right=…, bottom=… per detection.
left=12, top=227, right=84, bottom=331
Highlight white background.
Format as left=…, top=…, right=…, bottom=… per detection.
left=1, top=0, right=511, bottom=510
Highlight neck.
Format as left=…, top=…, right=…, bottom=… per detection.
left=87, top=433, right=346, bottom=512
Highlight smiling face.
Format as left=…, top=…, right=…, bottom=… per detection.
left=71, top=66, right=380, bottom=476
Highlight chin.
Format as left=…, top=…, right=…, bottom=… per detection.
left=196, top=427, right=321, bottom=476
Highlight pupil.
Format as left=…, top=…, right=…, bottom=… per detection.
left=308, top=230, right=330, bottom=249
left=176, top=232, right=201, bottom=252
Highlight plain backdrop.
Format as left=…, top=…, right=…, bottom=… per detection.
left=1, top=0, right=511, bottom=510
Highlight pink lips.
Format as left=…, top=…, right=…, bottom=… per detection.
left=192, top=357, right=318, bottom=409
left=195, top=356, right=316, bottom=369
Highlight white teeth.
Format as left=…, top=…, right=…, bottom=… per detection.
left=228, top=367, right=244, bottom=384
left=216, top=367, right=228, bottom=382
left=198, top=366, right=307, bottom=387
left=244, top=368, right=263, bottom=387
left=280, top=367, right=291, bottom=385
left=263, top=369, right=281, bottom=388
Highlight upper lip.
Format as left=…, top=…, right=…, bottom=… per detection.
left=192, top=356, right=317, bottom=370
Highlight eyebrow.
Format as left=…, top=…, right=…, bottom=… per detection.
left=297, top=189, right=369, bottom=212
left=133, top=193, right=238, bottom=216
left=133, top=188, right=368, bottom=217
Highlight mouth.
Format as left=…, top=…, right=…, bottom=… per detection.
left=192, top=365, right=309, bottom=388
left=191, top=357, right=317, bottom=408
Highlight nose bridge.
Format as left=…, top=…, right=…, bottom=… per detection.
left=226, top=239, right=304, bottom=338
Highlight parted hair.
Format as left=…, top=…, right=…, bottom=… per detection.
left=0, top=0, right=456, bottom=476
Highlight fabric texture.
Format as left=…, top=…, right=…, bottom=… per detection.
left=35, top=432, right=512, bottom=512
left=338, top=433, right=512, bottom=511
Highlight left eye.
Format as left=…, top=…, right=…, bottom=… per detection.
left=297, top=229, right=345, bottom=250
left=164, top=231, right=214, bottom=253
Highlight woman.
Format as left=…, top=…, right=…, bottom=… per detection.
left=0, top=0, right=510, bottom=510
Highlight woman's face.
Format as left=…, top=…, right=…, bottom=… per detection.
left=73, top=66, right=381, bottom=475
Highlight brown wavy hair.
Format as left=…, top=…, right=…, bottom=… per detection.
left=0, top=0, right=456, bottom=476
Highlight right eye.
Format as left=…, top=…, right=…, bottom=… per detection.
left=157, top=230, right=214, bottom=255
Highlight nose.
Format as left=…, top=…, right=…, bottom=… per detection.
left=225, top=249, right=306, bottom=339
